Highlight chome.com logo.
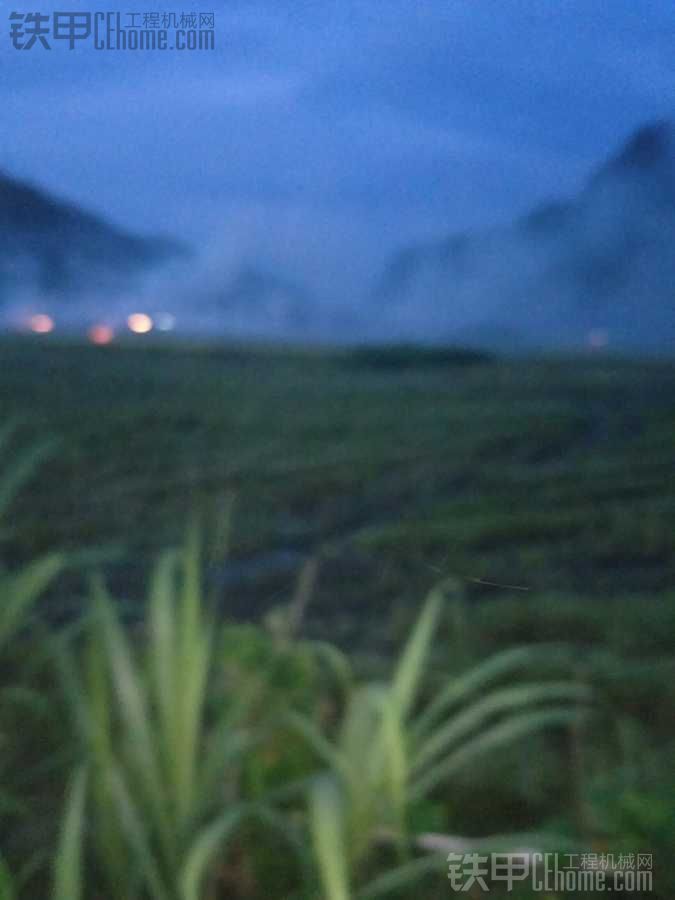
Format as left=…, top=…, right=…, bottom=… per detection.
left=448, top=851, right=654, bottom=893
left=8, top=11, right=215, bottom=50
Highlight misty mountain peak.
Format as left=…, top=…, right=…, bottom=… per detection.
left=613, top=120, right=675, bottom=170
left=0, top=171, right=189, bottom=303
left=592, top=120, right=675, bottom=192
left=375, top=117, right=675, bottom=351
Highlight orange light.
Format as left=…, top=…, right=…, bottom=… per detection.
left=127, top=312, right=153, bottom=334
left=89, top=324, right=115, bottom=345
left=29, top=313, right=54, bottom=334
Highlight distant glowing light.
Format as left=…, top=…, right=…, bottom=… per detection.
left=587, top=328, right=609, bottom=348
left=89, top=324, right=115, bottom=345
left=127, top=313, right=153, bottom=334
left=155, top=313, right=176, bottom=332
left=29, top=313, right=55, bottom=334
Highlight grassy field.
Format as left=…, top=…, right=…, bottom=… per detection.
left=5, top=336, right=675, bottom=629
left=1, top=335, right=674, bottom=898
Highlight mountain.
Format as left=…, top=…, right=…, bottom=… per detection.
left=376, top=120, right=675, bottom=352
left=0, top=172, right=189, bottom=305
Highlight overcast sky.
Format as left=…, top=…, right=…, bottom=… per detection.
left=2, top=0, right=675, bottom=287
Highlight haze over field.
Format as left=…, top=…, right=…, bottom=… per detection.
left=1, top=1, right=675, bottom=350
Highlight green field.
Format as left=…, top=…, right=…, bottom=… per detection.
left=6, top=337, right=675, bottom=633
left=1, top=336, right=674, bottom=898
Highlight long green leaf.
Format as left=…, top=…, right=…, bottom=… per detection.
left=52, top=767, right=88, bottom=900
left=309, top=776, right=351, bottom=900
left=373, top=688, right=408, bottom=835
left=0, top=554, right=63, bottom=650
left=174, top=532, right=212, bottom=829
left=96, top=598, right=170, bottom=854
left=107, top=764, right=170, bottom=900
left=412, top=682, right=591, bottom=774
left=180, top=810, right=242, bottom=900
left=410, top=708, right=584, bottom=802
left=0, top=437, right=57, bottom=521
left=148, top=549, right=180, bottom=817
left=412, top=643, right=573, bottom=741
left=390, top=585, right=445, bottom=721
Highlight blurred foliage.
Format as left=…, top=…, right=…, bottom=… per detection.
left=0, top=340, right=673, bottom=897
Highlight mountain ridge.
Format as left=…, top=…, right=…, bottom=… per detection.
left=0, top=171, right=189, bottom=302
left=376, top=120, right=675, bottom=351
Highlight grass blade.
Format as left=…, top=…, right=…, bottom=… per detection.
left=412, top=682, right=591, bottom=774
left=412, top=643, right=573, bottom=741
left=0, top=437, right=57, bottom=521
left=0, top=554, right=63, bottom=651
left=180, top=810, right=242, bottom=900
left=390, top=585, right=445, bottom=721
left=309, top=775, right=351, bottom=900
left=411, top=708, right=584, bottom=802
left=52, top=767, right=88, bottom=900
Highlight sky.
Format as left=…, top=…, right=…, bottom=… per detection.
left=2, top=0, right=675, bottom=293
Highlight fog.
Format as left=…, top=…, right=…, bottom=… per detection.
left=3, top=120, right=675, bottom=352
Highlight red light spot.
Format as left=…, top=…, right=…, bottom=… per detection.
left=29, top=314, right=54, bottom=334
left=89, top=324, right=115, bottom=345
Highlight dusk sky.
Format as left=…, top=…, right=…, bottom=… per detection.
left=2, top=0, right=675, bottom=288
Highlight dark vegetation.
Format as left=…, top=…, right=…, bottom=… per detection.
left=0, top=335, right=673, bottom=897
left=346, top=344, right=494, bottom=370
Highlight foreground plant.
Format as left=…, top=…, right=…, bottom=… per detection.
left=0, top=421, right=62, bottom=652
left=294, top=583, right=591, bottom=899
left=56, top=531, right=255, bottom=900
left=0, top=425, right=64, bottom=897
